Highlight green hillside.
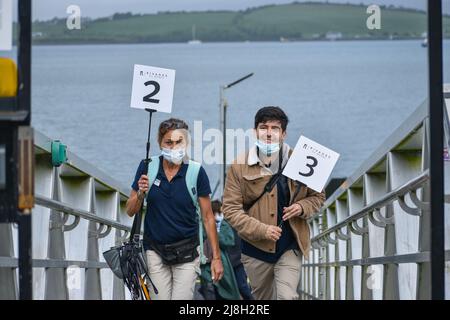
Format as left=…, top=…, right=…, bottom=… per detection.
left=30, top=2, right=450, bottom=44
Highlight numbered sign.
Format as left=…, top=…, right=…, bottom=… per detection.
left=283, top=136, right=340, bottom=193
left=0, top=0, right=13, bottom=51
left=130, top=64, right=176, bottom=113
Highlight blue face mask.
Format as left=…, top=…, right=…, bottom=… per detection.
left=161, top=147, right=185, bottom=164
left=255, top=140, right=281, bottom=156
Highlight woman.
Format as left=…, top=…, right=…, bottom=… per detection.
left=126, top=118, right=223, bottom=300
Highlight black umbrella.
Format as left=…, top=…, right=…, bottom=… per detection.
left=104, top=109, right=159, bottom=300
left=103, top=212, right=158, bottom=300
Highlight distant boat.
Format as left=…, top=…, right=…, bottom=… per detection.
left=188, top=25, right=202, bottom=44
left=421, top=38, right=428, bottom=48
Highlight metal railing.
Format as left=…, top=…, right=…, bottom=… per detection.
left=2, top=91, right=449, bottom=300
left=299, top=87, right=450, bottom=300
left=0, top=130, right=135, bottom=300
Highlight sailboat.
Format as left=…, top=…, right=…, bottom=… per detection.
left=421, top=38, right=428, bottom=48
left=421, top=32, right=428, bottom=48
left=188, top=25, right=202, bottom=44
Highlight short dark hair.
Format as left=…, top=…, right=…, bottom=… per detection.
left=254, top=106, right=289, bottom=132
left=211, top=200, right=222, bottom=214
left=157, top=118, right=189, bottom=145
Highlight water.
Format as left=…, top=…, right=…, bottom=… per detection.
left=6, top=40, right=450, bottom=195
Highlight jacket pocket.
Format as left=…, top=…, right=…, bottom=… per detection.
left=242, top=174, right=270, bottom=205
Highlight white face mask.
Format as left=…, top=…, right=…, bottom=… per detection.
left=215, top=212, right=223, bottom=222
left=214, top=212, right=223, bottom=232
left=161, top=147, right=185, bottom=164
left=255, top=139, right=281, bottom=156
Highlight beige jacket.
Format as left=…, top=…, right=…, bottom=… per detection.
left=222, top=143, right=325, bottom=259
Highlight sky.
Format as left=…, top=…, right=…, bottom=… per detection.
left=26, top=0, right=450, bottom=21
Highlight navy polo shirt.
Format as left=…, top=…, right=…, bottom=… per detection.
left=131, top=156, right=211, bottom=249
left=241, top=174, right=299, bottom=263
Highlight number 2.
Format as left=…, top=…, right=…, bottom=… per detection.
left=143, top=81, right=160, bottom=104
left=299, top=156, right=318, bottom=177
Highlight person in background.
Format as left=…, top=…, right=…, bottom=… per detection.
left=211, top=200, right=254, bottom=300
left=199, top=200, right=240, bottom=300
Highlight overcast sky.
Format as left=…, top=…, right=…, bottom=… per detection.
left=27, top=0, right=449, bottom=20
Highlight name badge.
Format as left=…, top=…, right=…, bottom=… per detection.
left=154, top=179, right=161, bottom=187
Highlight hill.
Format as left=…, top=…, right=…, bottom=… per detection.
left=30, top=2, right=450, bottom=44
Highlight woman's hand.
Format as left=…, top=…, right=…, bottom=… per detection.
left=126, top=175, right=149, bottom=217
left=137, top=175, right=149, bottom=193
left=211, top=258, right=224, bottom=284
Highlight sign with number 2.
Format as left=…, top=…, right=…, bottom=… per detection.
left=130, top=64, right=176, bottom=113
left=283, top=136, right=340, bottom=193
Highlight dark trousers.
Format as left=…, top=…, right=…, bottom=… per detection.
left=234, top=263, right=254, bottom=300
left=199, top=263, right=254, bottom=300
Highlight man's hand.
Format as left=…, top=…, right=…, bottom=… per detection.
left=211, top=258, right=224, bottom=284
left=265, top=225, right=282, bottom=241
left=282, top=203, right=304, bottom=221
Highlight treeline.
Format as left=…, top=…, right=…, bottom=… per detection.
left=28, top=2, right=450, bottom=44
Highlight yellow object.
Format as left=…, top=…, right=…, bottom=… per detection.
left=139, top=276, right=151, bottom=300
left=0, top=57, right=18, bottom=97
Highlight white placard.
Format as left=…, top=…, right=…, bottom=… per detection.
left=130, top=64, right=176, bottom=113
left=0, top=0, right=13, bottom=51
left=283, top=136, right=340, bottom=193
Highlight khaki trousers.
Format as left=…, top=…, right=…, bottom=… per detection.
left=146, top=249, right=200, bottom=300
left=241, top=249, right=302, bottom=300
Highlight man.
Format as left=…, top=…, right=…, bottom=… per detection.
left=222, top=106, right=325, bottom=300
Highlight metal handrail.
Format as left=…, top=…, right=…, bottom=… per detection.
left=35, top=194, right=132, bottom=232
left=310, top=170, right=430, bottom=243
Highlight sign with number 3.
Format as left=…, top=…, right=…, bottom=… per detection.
left=130, top=64, right=176, bottom=113
left=283, top=136, right=340, bottom=193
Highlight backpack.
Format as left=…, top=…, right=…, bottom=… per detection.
left=146, top=156, right=206, bottom=265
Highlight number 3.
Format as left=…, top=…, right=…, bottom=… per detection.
left=143, top=81, right=160, bottom=104
left=299, top=156, right=318, bottom=177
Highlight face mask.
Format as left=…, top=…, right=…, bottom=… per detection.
left=255, top=139, right=281, bottom=156
left=215, top=212, right=223, bottom=223
left=214, top=213, right=223, bottom=232
left=161, top=147, right=185, bottom=164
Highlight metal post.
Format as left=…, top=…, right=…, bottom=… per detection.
left=219, top=86, right=225, bottom=196
left=17, top=0, right=33, bottom=300
left=17, top=0, right=32, bottom=122
left=18, top=214, right=32, bottom=300
left=427, top=0, right=445, bottom=300
left=218, top=73, right=254, bottom=197
left=223, top=99, right=228, bottom=190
